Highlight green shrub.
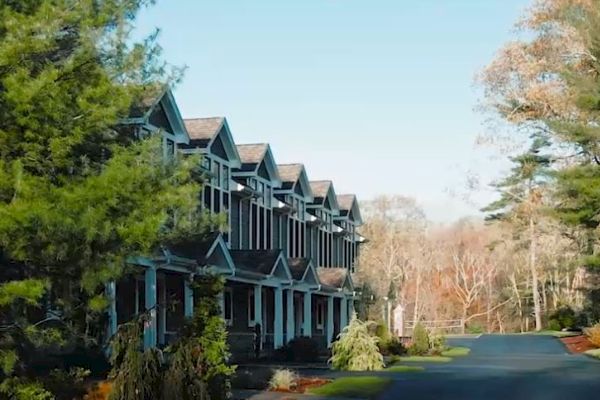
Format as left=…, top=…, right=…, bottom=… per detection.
left=109, top=318, right=163, bottom=400
left=374, top=321, right=390, bottom=342
left=547, top=319, right=562, bottom=332
left=379, top=337, right=406, bottom=356
left=330, top=318, right=384, bottom=371
left=466, top=323, right=484, bottom=334
left=549, top=307, right=578, bottom=330
left=284, top=337, right=320, bottom=362
left=408, top=323, right=430, bottom=356
left=430, top=335, right=447, bottom=355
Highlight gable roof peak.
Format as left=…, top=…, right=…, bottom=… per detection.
left=337, top=194, right=356, bottom=210
left=236, top=143, right=269, bottom=164
left=310, top=180, right=333, bottom=198
left=184, top=117, right=224, bottom=140
left=277, top=163, right=304, bottom=183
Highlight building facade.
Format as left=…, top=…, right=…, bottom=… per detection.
left=109, top=90, right=366, bottom=359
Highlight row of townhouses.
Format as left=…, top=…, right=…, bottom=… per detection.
left=108, top=89, right=366, bottom=359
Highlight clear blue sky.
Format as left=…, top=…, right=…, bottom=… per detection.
left=135, top=0, right=528, bottom=223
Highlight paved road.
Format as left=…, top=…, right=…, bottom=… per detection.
left=379, top=334, right=600, bottom=400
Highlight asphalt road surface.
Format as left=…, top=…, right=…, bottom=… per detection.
left=379, top=334, right=600, bottom=400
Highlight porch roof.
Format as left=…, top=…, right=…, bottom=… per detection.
left=230, top=249, right=292, bottom=282
left=316, top=267, right=354, bottom=293
left=288, top=257, right=319, bottom=286
left=166, top=232, right=235, bottom=274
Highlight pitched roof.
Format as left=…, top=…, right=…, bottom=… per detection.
left=277, top=164, right=303, bottom=184
left=337, top=194, right=356, bottom=211
left=236, top=143, right=268, bottom=165
left=128, top=85, right=166, bottom=118
left=310, top=181, right=332, bottom=199
left=316, top=267, right=347, bottom=289
left=288, top=258, right=311, bottom=281
left=167, top=232, right=221, bottom=263
left=230, top=249, right=281, bottom=276
left=184, top=117, right=224, bottom=140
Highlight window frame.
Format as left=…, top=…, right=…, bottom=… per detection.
left=223, top=287, right=233, bottom=326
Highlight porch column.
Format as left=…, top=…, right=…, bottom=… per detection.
left=184, top=274, right=194, bottom=318
left=274, top=287, right=284, bottom=348
left=327, top=296, right=334, bottom=347
left=340, top=295, right=348, bottom=332
left=302, top=291, right=312, bottom=337
left=349, top=298, right=355, bottom=319
left=286, top=289, right=295, bottom=343
left=106, top=281, right=117, bottom=338
left=254, top=284, right=263, bottom=347
left=144, top=267, right=157, bottom=349
left=158, top=275, right=166, bottom=345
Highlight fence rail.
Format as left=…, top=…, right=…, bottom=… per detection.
left=404, top=319, right=464, bottom=335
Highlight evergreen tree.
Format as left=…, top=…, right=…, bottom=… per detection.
left=0, top=1, right=217, bottom=396
left=482, top=134, right=552, bottom=331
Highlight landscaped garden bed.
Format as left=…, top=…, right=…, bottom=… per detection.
left=560, top=335, right=596, bottom=353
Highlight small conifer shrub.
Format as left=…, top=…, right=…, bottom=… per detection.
left=329, top=316, right=384, bottom=371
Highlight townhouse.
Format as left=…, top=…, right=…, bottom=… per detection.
left=108, top=89, right=366, bottom=359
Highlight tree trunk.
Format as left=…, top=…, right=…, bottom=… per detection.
left=413, top=267, right=421, bottom=323
left=529, top=216, right=543, bottom=331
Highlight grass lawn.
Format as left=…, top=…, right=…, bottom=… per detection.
left=441, top=347, right=471, bottom=357
left=585, top=348, right=600, bottom=359
left=385, top=365, right=425, bottom=373
left=400, top=355, right=452, bottom=363
left=308, top=376, right=392, bottom=399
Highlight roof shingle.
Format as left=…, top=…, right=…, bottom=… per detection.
left=184, top=117, right=224, bottom=140
left=277, top=164, right=303, bottom=184
left=230, top=249, right=281, bottom=276
left=337, top=194, right=356, bottom=211
left=316, top=267, right=347, bottom=289
left=236, top=144, right=268, bottom=165
left=310, top=181, right=332, bottom=199
left=288, top=258, right=310, bottom=281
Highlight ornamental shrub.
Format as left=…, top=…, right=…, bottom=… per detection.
left=584, top=322, right=600, bottom=348
left=408, top=323, right=430, bottom=356
left=329, top=317, right=384, bottom=371
left=268, top=369, right=299, bottom=391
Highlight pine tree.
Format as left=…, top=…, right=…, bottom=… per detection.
left=0, top=1, right=215, bottom=396
left=483, top=134, right=552, bottom=331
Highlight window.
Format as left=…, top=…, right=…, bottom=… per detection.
left=248, top=289, right=256, bottom=327
left=213, top=189, right=220, bottom=213
left=224, top=288, right=233, bottom=326
left=316, top=300, right=325, bottom=329
left=265, top=185, right=271, bottom=208
left=222, top=165, right=229, bottom=190
left=212, top=161, right=220, bottom=186
left=257, top=182, right=264, bottom=205
left=202, top=156, right=211, bottom=171
left=165, top=138, right=175, bottom=158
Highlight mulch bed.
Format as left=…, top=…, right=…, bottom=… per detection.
left=560, top=335, right=597, bottom=353
left=271, top=377, right=331, bottom=394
